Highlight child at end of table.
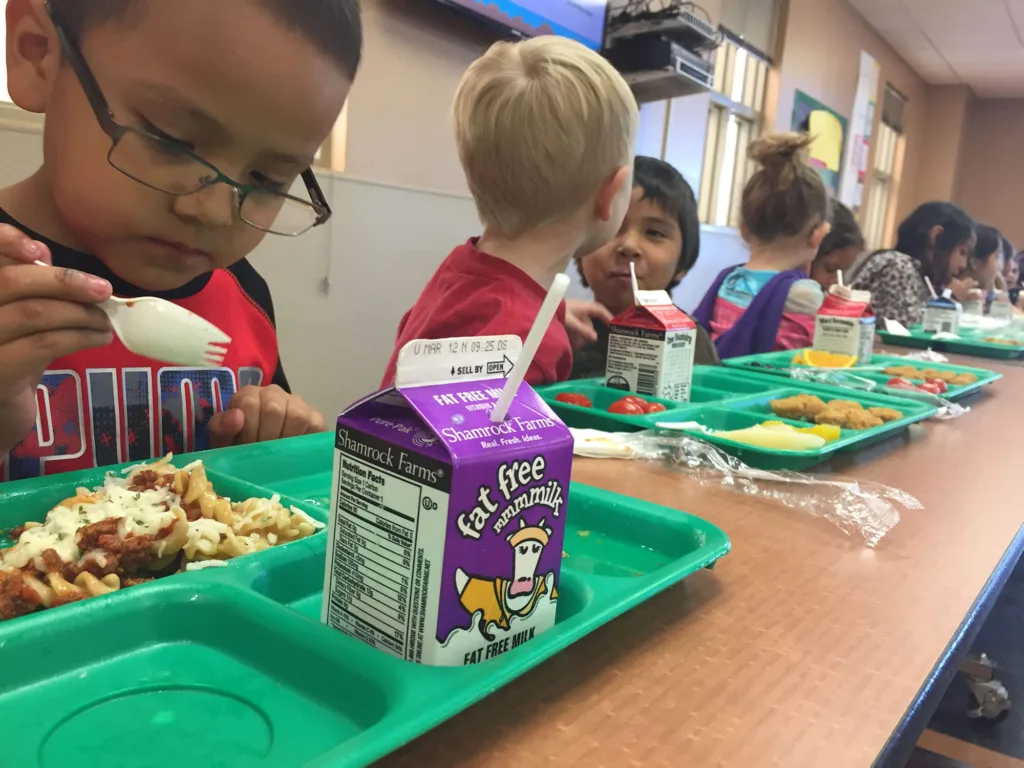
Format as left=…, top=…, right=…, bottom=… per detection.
left=965, top=224, right=1005, bottom=296
left=810, top=201, right=864, bottom=292
left=1008, top=247, right=1024, bottom=307
left=381, top=36, right=638, bottom=387
left=692, top=133, right=831, bottom=358
left=850, top=202, right=976, bottom=327
left=567, top=156, right=719, bottom=379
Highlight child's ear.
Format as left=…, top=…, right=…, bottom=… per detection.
left=595, top=165, right=632, bottom=223
left=673, top=267, right=689, bottom=284
left=6, top=0, right=61, bottom=114
left=927, top=225, right=945, bottom=247
left=739, top=222, right=753, bottom=245
left=809, top=222, right=831, bottom=251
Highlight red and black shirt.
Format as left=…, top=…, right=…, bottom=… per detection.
left=0, top=210, right=287, bottom=481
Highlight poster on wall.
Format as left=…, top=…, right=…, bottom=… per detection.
left=839, top=51, right=881, bottom=209
left=791, top=90, right=848, bottom=196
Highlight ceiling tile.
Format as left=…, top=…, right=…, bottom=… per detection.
left=851, top=0, right=1024, bottom=93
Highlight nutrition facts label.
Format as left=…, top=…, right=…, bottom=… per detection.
left=326, top=444, right=447, bottom=661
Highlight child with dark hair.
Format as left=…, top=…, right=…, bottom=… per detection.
left=0, top=0, right=362, bottom=478
left=1008, top=248, right=1023, bottom=306
left=692, top=133, right=831, bottom=358
left=966, top=224, right=1005, bottom=295
left=850, top=202, right=976, bottom=326
left=567, top=156, right=717, bottom=379
left=1001, top=236, right=1018, bottom=296
left=810, top=201, right=864, bottom=291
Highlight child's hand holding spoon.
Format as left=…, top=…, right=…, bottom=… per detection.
left=0, top=225, right=114, bottom=456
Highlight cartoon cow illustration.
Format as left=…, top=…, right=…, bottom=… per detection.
left=455, top=516, right=556, bottom=639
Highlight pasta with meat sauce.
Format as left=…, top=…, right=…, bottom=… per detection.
left=0, top=456, right=323, bottom=621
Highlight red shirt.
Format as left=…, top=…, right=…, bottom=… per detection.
left=382, top=240, right=572, bottom=387
left=0, top=211, right=286, bottom=482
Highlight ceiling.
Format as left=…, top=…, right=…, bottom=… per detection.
left=847, top=0, right=1024, bottom=97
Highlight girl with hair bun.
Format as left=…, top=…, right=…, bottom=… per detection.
left=693, top=132, right=831, bottom=358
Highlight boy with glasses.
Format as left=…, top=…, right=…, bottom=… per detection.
left=0, top=0, right=361, bottom=479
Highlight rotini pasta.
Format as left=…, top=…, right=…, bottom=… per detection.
left=0, top=456, right=324, bottom=621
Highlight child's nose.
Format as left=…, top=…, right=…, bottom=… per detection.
left=171, top=184, right=238, bottom=229
left=616, top=232, right=642, bottom=259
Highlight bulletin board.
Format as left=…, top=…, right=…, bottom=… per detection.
left=791, top=90, right=848, bottom=196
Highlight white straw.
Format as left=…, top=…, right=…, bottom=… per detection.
left=490, top=273, right=570, bottom=423
left=924, top=275, right=938, bottom=299
left=630, top=261, right=640, bottom=305
left=836, top=269, right=844, bottom=288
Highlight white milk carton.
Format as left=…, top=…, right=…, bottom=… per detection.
left=813, top=285, right=876, bottom=363
left=922, top=290, right=962, bottom=334
left=605, top=290, right=696, bottom=401
left=992, top=290, right=1014, bottom=321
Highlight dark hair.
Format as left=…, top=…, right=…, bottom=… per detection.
left=48, top=0, right=363, bottom=79
left=741, top=133, right=831, bottom=243
left=577, top=156, right=700, bottom=290
left=972, top=224, right=1003, bottom=264
left=635, top=156, right=700, bottom=288
left=1002, top=235, right=1016, bottom=266
left=892, top=202, right=975, bottom=287
left=815, top=201, right=864, bottom=263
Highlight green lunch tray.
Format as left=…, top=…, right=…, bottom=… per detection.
left=538, top=372, right=936, bottom=471
left=537, top=365, right=789, bottom=432
left=721, top=349, right=1002, bottom=402
left=878, top=324, right=1024, bottom=360
left=0, top=433, right=730, bottom=768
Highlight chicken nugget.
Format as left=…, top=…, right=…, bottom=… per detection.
left=770, top=394, right=826, bottom=420
left=883, top=365, right=915, bottom=377
left=902, top=368, right=927, bottom=381
left=867, top=407, right=903, bottom=423
left=843, top=410, right=884, bottom=429
left=950, top=373, right=978, bottom=386
left=814, top=408, right=850, bottom=428
left=918, top=369, right=942, bottom=380
left=816, top=407, right=883, bottom=430
left=827, top=399, right=864, bottom=411
left=931, top=370, right=958, bottom=383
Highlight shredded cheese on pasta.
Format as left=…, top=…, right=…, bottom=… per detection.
left=0, top=456, right=325, bottom=621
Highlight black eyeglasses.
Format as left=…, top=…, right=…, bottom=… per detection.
left=44, top=0, right=331, bottom=237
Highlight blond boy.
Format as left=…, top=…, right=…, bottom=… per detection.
left=382, top=36, right=637, bottom=386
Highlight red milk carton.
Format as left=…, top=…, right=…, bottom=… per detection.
left=813, top=285, right=876, bottom=364
left=606, top=290, right=696, bottom=401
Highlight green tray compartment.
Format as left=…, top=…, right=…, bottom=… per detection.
left=0, top=438, right=730, bottom=768
left=662, top=385, right=936, bottom=470
left=0, top=582, right=389, bottom=768
left=723, top=349, right=1001, bottom=402
left=537, top=366, right=791, bottom=432
left=878, top=325, right=1024, bottom=359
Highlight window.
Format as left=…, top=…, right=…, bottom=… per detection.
left=862, top=86, right=907, bottom=249
left=698, top=32, right=770, bottom=227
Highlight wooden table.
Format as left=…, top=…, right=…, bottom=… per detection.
left=383, top=353, right=1024, bottom=768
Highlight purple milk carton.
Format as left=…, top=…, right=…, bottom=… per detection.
left=322, top=336, right=573, bottom=666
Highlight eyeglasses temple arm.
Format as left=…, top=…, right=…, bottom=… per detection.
left=44, top=0, right=121, bottom=138
left=302, top=168, right=332, bottom=224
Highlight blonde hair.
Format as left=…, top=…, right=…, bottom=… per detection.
left=453, top=37, right=638, bottom=238
left=741, top=132, right=831, bottom=243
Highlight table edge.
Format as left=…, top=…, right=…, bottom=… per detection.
left=873, top=521, right=1024, bottom=767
